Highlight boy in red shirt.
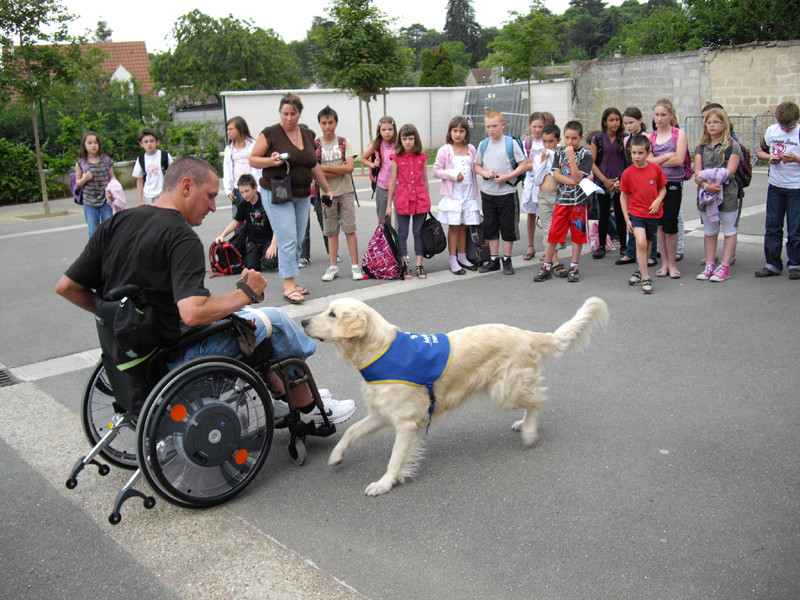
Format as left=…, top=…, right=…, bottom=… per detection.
left=620, top=135, right=667, bottom=294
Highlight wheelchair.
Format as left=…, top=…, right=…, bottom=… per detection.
left=66, top=287, right=336, bottom=525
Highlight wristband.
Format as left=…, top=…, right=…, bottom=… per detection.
left=236, top=277, right=264, bottom=304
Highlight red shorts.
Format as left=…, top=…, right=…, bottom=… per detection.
left=547, top=204, right=589, bottom=245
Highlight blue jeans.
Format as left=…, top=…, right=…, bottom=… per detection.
left=261, top=188, right=310, bottom=279
left=170, top=307, right=316, bottom=369
left=764, top=184, right=800, bottom=272
left=84, top=203, right=113, bottom=238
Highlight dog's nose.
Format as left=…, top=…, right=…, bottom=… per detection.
left=301, top=318, right=310, bottom=328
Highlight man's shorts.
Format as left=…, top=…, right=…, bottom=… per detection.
left=547, top=204, right=588, bottom=245
left=481, top=191, right=519, bottom=242
left=322, top=192, right=357, bottom=237
left=628, top=215, right=659, bottom=241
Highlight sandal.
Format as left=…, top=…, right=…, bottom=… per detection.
left=293, top=286, right=309, bottom=295
left=552, top=263, right=567, bottom=278
left=283, top=289, right=305, bottom=304
left=416, top=265, right=427, bottom=279
left=641, top=277, right=653, bottom=294
left=629, top=270, right=642, bottom=286
left=523, top=245, right=536, bottom=261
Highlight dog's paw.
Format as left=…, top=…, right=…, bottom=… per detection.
left=511, top=419, right=523, bottom=431
left=364, top=477, right=395, bottom=496
left=328, top=447, right=345, bottom=466
left=521, top=430, right=539, bottom=446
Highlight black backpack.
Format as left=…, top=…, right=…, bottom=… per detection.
left=420, top=212, right=447, bottom=259
left=137, top=150, right=170, bottom=183
left=209, top=241, right=243, bottom=276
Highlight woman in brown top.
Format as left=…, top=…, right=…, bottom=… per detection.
left=250, top=94, right=333, bottom=304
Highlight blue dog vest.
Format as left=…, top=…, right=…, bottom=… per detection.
left=359, top=332, right=452, bottom=386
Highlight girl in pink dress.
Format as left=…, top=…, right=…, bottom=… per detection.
left=387, top=124, right=431, bottom=279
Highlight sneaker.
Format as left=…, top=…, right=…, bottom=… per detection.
left=351, top=265, right=364, bottom=280
left=533, top=265, right=552, bottom=282
left=629, top=270, right=642, bottom=286
left=709, top=264, right=730, bottom=282
left=478, top=257, right=500, bottom=273
left=298, top=258, right=309, bottom=268
left=302, top=392, right=356, bottom=425
left=790, top=269, right=800, bottom=280
left=273, top=399, right=290, bottom=420
left=641, top=277, right=653, bottom=294
left=322, top=266, right=339, bottom=281
left=567, top=266, right=580, bottom=282
left=696, top=264, right=715, bottom=280
left=502, top=257, right=514, bottom=275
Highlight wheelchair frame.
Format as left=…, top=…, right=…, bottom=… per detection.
left=66, top=317, right=336, bottom=525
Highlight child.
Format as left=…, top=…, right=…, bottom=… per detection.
left=619, top=135, right=667, bottom=294
left=534, top=121, right=594, bottom=283
left=616, top=107, right=657, bottom=267
left=590, top=107, right=627, bottom=259
left=223, top=116, right=259, bottom=216
left=648, top=99, right=688, bottom=278
left=387, top=124, right=431, bottom=279
left=694, top=107, right=741, bottom=282
left=474, top=109, right=530, bottom=275
left=215, top=174, right=278, bottom=271
left=755, top=101, right=800, bottom=279
left=316, top=106, right=363, bottom=281
left=74, top=131, right=115, bottom=238
left=433, top=116, right=482, bottom=275
left=361, top=116, right=397, bottom=222
left=520, top=112, right=547, bottom=261
left=526, top=124, right=562, bottom=272
left=132, top=128, right=172, bottom=205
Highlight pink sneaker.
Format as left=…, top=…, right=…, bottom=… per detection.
left=696, top=264, right=715, bottom=280
left=710, top=264, right=730, bottom=282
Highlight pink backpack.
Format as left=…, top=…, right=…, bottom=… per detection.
left=362, top=220, right=404, bottom=280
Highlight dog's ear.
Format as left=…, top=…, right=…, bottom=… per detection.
left=330, top=307, right=368, bottom=339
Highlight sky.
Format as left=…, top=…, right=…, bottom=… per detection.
left=58, top=0, right=596, bottom=54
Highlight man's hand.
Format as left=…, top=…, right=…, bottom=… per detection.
left=242, top=269, right=266, bottom=297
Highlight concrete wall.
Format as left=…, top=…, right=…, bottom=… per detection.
left=571, top=40, right=800, bottom=132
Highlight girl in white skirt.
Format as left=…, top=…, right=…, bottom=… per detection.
left=433, top=116, right=483, bottom=275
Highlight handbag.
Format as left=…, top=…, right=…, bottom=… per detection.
left=420, top=212, right=447, bottom=259
left=270, top=161, right=293, bottom=204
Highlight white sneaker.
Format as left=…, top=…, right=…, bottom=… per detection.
left=272, top=399, right=290, bottom=419
left=352, top=265, right=364, bottom=280
left=302, top=391, right=356, bottom=425
left=322, top=266, right=339, bottom=281
left=298, top=258, right=309, bottom=268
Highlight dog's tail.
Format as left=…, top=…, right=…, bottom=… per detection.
left=548, top=297, right=608, bottom=357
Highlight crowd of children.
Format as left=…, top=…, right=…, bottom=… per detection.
left=74, top=97, right=800, bottom=299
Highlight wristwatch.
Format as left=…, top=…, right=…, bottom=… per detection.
left=236, top=276, right=264, bottom=304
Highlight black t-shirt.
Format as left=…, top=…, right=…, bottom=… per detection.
left=64, top=205, right=209, bottom=342
left=234, top=195, right=273, bottom=244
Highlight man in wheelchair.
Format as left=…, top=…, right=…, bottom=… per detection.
left=56, top=155, right=355, bottom=426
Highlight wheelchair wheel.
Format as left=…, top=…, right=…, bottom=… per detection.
left=136, top=356, right=274, bottom=509
left=81, top=361, right=138, bottom=470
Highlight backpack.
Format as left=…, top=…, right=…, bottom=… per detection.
left=479, top=135, right=526, bottom=186
left=362, top=220, right=404, bottom=280
left=70, top=156, right=112, bottom=205
left=209, top=240, right=243, bottom=276
left=420, top=212, right=447, bottom=259
left=594, top=134, right=604, bottom=167
left=137, top=150, right=170, bottom=183
left=730, top=133, right=752, bottom=188
left=465, top=223, right=491, bottom=267
left=650, top=127, right=692, bottom=181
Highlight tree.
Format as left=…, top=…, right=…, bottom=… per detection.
left=420, top=46, right=457, bottom=87
left=686, top=0, right=800, bottom=47
left=312, top=0, right=410, bottom=135
left=440, top=41, right=471, bottom=84
left=605, top=5, right=701, bottom=56
left=444, top=0, right=481, bottom=62
left=481, top=2, right=559, bottom=97
left=1, top=0, right=100, bottom=213
left=94, top=20, right=112, bottom=42
left=150, top=11, right=302, bottom=102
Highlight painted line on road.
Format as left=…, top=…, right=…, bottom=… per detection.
left=0, top=223, right=86, bottom=240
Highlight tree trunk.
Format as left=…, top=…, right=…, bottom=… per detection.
left=31, top=99, right=50, bottom=215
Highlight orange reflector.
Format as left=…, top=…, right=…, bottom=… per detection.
left=235, top=449, right=248, bottom=465
left=170, top=405, right=187, bottom=422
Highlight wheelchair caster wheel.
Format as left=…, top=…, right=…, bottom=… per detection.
left=65, top=478, right=77, bottom=489
left=108, top=513, right=122, bottom=525
left=143, top=496, right=156, bottom=510
left=288, top=437, right=307, bottom=466
left=98, top=464, right=111, bottom=476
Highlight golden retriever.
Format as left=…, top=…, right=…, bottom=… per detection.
left=302, top=297, right=608, bottom=496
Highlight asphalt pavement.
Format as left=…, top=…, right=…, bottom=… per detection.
left=0, top=169, right=798, bottom=600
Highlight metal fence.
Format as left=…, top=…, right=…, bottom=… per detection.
left=684, top=115, right=772, bottom=163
